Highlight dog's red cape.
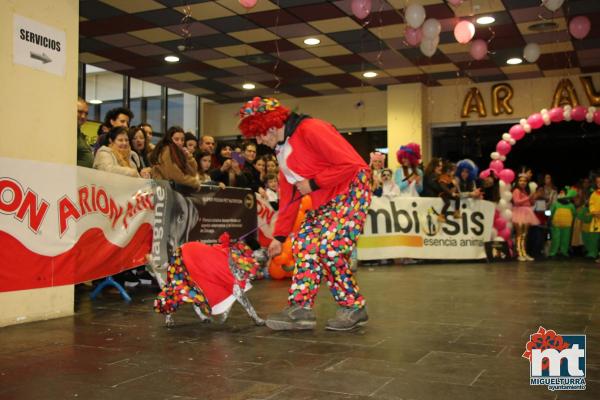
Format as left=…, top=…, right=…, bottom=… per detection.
left=181, top=242, right=248, bottom=314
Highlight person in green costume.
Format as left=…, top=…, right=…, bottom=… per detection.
left=549, top=188, right=577, bottom=258
left=577, top=203, right=598, bottom=259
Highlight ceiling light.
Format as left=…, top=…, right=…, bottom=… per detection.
left=362, top=71, right=378, bottom=78
left=506, top=57, right=523, bottom=65
left=242, top=83, right=256, bottom=90
left=303, top=37, right=320, bottom=46
left=88, top=99, right=103, bottom=104
left=476, top=16, right=495, bottom=25
left=164, top=55, right=180, bottom=63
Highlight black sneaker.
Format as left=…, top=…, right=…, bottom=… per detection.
left=325, top=307, right=368, bottom=331
left=265, top=305, right=316, bottom=331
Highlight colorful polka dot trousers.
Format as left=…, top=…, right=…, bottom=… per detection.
left=289, top=170, right=371, bottom=309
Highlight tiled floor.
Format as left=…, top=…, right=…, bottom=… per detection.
left=1, top=260, right=599, bottom=399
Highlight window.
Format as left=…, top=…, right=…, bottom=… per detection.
left=84, top=66, right=123, bottom=123
left=130, top=78, right=163, bottom=137
left=168, top=88, right=198, bottom=135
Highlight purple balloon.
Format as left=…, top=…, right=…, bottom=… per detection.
left=549, top=107, right=564, bottom=123
left=509, top=124, right=525, bottom=141
left=470, top=39, right=487, bottom=60
left=499, top=168, right=515, bottom=184
left=527, top=113, right=544, bottom=130
left=351, top=0, right=372, bottom=20
left=572, top=105, right=587, bottom=121
left=405, top=26, right=423, bottom=46
left=569, top=16, right=591, bottom=40
left=496, top=140, right=512, bottom=156
left=490, top=160, right=504, bottom=173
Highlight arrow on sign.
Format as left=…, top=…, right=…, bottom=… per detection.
left=30, top=51, right=52, bottom=64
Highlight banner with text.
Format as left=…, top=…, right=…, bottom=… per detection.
left=358, top=196, right=495, bottom=260
left=0, top=157, right=154, bottom=292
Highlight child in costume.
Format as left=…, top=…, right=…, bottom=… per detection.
left=548, top=188, right=577, bottom=258
left=238, top=97, right=371, bottom=331
left=455, top=159, right=482, bottom=200
left=380, top=168, right=400, bottom=197
left=512, top=173, right=540, bottom=261
left=577, top=203, right=598, bottom=259
left=394, top=143, right=423, bottom=197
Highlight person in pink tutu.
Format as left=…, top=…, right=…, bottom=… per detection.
left=512, top=173, right=542, bottom=261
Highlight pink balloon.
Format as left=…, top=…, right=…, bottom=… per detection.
left=448, top=0, right=464, bottom=5
left=494, top=216, right=507, bottom=231
left=454, top=21, right=475, bottom=44
left=239, top=0, right=257, bottom=9
left=499, top=168, right=515, bottom=184
left=496, top=140, right=511, bottom=156
left=499, top=227, right=511, bottom=240
left=572, top=105, right=587, bottom=121
left=479, top=168, right=491, bottom=179
left=470, top=39, right=487, bottom=60
left=549, top=107, right=564, bottom=123
left=351, top=0, right=372, bottom=20
left=490, top=160, right=504, bottom=173
left=527, top=113, right=544, bottom=130
left=405, top=26, right=423, bottom=46
left=509, top=124, right=525, bottom=141
left=594, top=110, right=600, bottom=125
left=569, top=16, right=591, bottom=40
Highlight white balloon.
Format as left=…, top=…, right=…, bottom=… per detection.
left=523, top=43, right=541, bottom=63
left=587, top=112, right=594, bottom=123
left=491, top=228, right=498, bottom=238
left=491, top=151, right=500, bottom=160
left=542, top=0, right=564, bottom=12
left=502, top=133, right=511, bottom=141
left=499, top=180, right=506, bottom=190
left=590, top=106, right=597, bottom=113
left=564, top=109, right=572, bottom=121
left=502, top=209, right=512, bottom=221
left=498, top=199, right=508, bottom=210
left=500, top=155, right=506, bottom=162
left=422, top=18, right=441, bottom=39
left=502, top=191, right=512, bottom=201
left=508, top=138, right=516, bottom=145
left=420, top=36, right=439, bottom=57
left=524, top=123, right=532, bottom=133
left=495, top=236, right=505, bottom=242
left=543, top=114, right=551, bottom=125
left=405, top=4, right=426, bottom=28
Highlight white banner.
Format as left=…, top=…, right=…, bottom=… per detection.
left=357, top=196, right=495, bottom=260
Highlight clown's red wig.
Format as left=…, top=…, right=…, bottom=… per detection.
left=238, top=106, right=290, bottom=138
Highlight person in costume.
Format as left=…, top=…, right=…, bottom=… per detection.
left=589, top=176, right=600, bottom=264
left=548, top=188, right=577, bottom=258
left=394, top=143, right=423, bottom=197
left=512, top=173, right=541, bottom=261
left=578, top=201, right=598, bottom=259
left=380, top=168, right=400, bottom=197
left=455, top=159, right=482, bottom=200
left=238, top=97, right=371, bottom=331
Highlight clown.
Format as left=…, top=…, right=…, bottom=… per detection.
left=238, top=97, right=371, bottom=331
left=549, top=188, right=577, bottom=258
left=394, top=143, right=423, bottom=197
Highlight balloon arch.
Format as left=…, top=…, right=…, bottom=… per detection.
left=485, top=105, right=600, bottom=244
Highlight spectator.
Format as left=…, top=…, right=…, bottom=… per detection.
left=140, top=123, right=155, bottom=151
left=542, top=174, right=558, bottom=207
left=254, top=156, right=267, bottom=184
left=195, top=150, right=225, bottom=188
left=76, top=97, right=93, bottom=168
left=241, top=141, right=263, bottom=192
left=394, top=143, right=423, bottom=197
left=265, top=173, right=279, bottom=211
left=265, top=156, right=278, bottom=176
left=370, top=152, right=386, bottom=196
left=479, top=169, right=500, bottom=203
left=95, top=107, right=134, bottom=153
left=199, top=135, right=216, bottom=155
left=150, top=126, right=200, bottom=193
left=380, top=168, right=400, bottom=197
left=437, top=161, right=460, bottom=222
left=93, top=126, right=146, bottom=178
left=97, top=123, right=110, bottom=137
left=128, top=126, right=151, bottom=172
left=184, top=132, right=198, bottom=154
left=421, top=157, right=443, bottom=197
left=210, top=142, right=247, bottom=187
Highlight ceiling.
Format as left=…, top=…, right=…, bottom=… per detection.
left=79, top=0, right=600, bottom=103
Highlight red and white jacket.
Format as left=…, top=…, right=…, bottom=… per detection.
left=274, top=114, right=368, bottom=239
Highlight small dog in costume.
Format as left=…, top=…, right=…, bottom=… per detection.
left=549, top=188, right=577, bottom=258
left=154, top=233, right=266, bottom=327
